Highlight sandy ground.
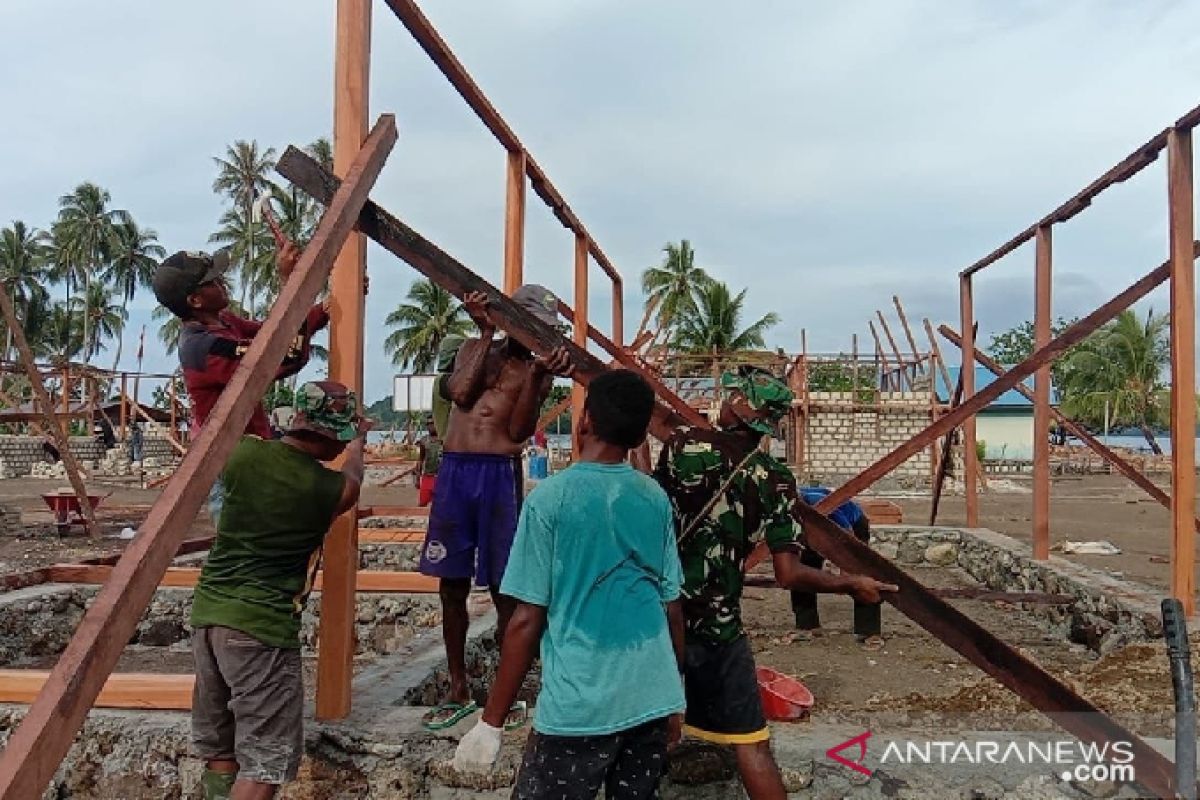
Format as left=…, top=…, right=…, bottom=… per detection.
left=0, top=470, right=1191, bottom=728
left=888, top=472, right=1200, bottom=591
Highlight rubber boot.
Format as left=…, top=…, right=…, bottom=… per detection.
left=201, top=768, right=236, bottom=800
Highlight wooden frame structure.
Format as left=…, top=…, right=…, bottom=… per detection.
left=954, top=103, right=1200, bottom=613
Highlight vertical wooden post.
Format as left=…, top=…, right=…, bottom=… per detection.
left=317, top=0, right=371, bottom=721
left=1168, top=126, right=1196, bottom=614
left=571, top=233, right=588, bottom=459
left=168, top=374, right=177, bottom=440
left=960, top=275, right=979, bottom=527
left=1033, top=225, right=1052, bottom=560
left=503, top=149, right=526, bottom=296
left=118, top=373, right=127, bottom=440
left=851, top=333, right=859, bottom=393
left=612, top=279, right=623, bottom=348
left=61, top=366, right=70, bottom=416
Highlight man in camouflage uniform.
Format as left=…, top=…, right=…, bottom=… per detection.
left=653, top=367, right=896, bottom=800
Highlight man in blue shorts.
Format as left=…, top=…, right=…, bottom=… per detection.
left=419, top=286, right=572, bottom=729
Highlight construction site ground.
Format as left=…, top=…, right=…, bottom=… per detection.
left=0, top=472, right=1189, bottom=723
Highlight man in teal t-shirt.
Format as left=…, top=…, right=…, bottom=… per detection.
left=190, top=381, right=368, bottom=800
left=453, top=370, right=685, bottom=799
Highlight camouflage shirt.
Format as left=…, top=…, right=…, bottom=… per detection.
left=652, top=426, right=804, bottom=644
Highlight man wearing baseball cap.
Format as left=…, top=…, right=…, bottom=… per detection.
left=652, top=366, right=896, bottom=800
left=152, top=242, right=329, bottom=523
left=418, top=285, right=573, bottom=730
left=189, top=380, right=369, bottom=800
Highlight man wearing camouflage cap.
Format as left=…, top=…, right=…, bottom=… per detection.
left=652, top=366, right=896, bottom=800
left=189, top=381, right=369, bottom=799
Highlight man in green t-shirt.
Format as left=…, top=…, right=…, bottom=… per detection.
left=190, top=381, right=369, bottom=800
left=415, top=417, right=444, bottom=507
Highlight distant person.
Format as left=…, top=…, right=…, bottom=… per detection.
left=128, top=422, right=144, bottom=462
left=93, top=415, right=116, bottom=450
left=790, top=486, right=883, bottom=649
left=415, top=417, right=443, bottom=507
left=190, top=381, right=368, bottom=800
left=453, top=371, right=685, bottom=800
left=418, top=286, right=573, bottom=730
left=152, top=244, right=332, bottom=524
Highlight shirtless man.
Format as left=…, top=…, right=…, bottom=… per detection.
left=419, top=285, right=572, bottom=730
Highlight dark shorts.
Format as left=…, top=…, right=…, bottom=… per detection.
left=513, top=718, right=670, bottom=800
left=418, top=452, right=519, bottom=587
left=682, top=635, right=768, bottom=745
left=191, top=626, right=304, bottom=784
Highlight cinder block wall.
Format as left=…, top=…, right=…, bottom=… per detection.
left=797, top=391, right=932, bottom=485
left=0, top=435, right=178, bottom=476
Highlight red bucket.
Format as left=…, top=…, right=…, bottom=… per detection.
left=756, top=666, right=814, bottom=721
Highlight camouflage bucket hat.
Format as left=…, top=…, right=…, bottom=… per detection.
left=289, top=381, right=369, bottom=442
left=721, top=367, right=794, bottom=434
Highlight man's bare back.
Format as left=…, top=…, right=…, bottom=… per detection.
left=444, top=291, right=573, bottom=456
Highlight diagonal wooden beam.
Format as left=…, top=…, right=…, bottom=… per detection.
left=820, top=250, right=1188, bottom=512
left=892, top=295, right=923, bottom=376
left=876, top=310, right=910, bottom=389
left=940, top=325, right=1199, bottom=533
left=0, top=114, right=398, bottom=800
left=929, top=330, right=970, bottom=526
left=922, top=317, right=954, bottom=398
left=280, top=150, right=1184, bottom=798
left=0, top=290, right=97, bottom=537
left=276, top=146, right=694, bottom=441
left=793, top=502, right=1177, bottom=798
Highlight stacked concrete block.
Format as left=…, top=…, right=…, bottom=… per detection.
left=800, top=391, right=933, bottom=485
left=0, top=435, right=180, bottom=478
left=0, top=504, right=20, bottom=535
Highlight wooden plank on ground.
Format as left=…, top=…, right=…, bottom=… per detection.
left=359, top=505, right=429, bottom=518
left=358, top=528, right=425, bottom=543
left=0, top=115, right=398, bottom=800
left=0, top=671, right=194, bottom=711
left=47, top=565, right=439, bottom=593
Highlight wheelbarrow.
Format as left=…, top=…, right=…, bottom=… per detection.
left=39, top=490, right=110, bottom=536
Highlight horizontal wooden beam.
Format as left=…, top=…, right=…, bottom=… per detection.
left=47, top=565, right=439, bottom=593
left=960, top=103, right=1200, bottom=278
left=0, top=115, right=399, bottom=800
left=0, top=671, right=193, bottom=711
left=358, top=505, right=429, bottom=519
left=939, top=325, right=1199, bottom=532
left=358, top=528, right=425, bottom=543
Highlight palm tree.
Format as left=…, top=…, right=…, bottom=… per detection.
left=0, top=221, right=50, bottom=362
left=209, top=206, right=274, bottom=310
left=212, top=140, right=277, bottom=309
left=641, top=240, right=712, bottom=337
left=37, top=302, right=82, bottom=361
left=383, top=279, right=472, bottom=372
left=1060, top=308, right=1170, bottom=453
left=672, top=281, right=779, bottom=354
left=152, top=306, right=183, bottom=356
left=54, top=183, right=129, bottom=358
left=71, top=282, right=127, bottom=360
left=104, top=219, right=165, bottom=369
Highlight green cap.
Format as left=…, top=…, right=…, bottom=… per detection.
left=288, top=381, right=369, bottom=442
left=720, top=367, right=794, bottom=434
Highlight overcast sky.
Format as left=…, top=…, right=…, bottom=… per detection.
left=1, top=0, right=1198, bottom=403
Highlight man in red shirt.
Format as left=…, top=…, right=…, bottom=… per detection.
left=152, top=244, right=329, bottom=522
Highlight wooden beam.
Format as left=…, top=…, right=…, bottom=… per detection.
left=929, top=354, right=965, bottom=526
left=47, top=564, right=439, bottom=593
left=0, top=284, right=97, bottom=538
left=612, top=278, right=624, bottom=348
left=790, top=502, right=1177, bottom=799
left=941, top=325, right=1200, bottom=531
left=556, top=300, right=708, bottom=428
left=536, top=394, right=571, bottom=434
left=0, top=672, right=194, bottom=711
left=0, top=115, right=397, bottom=800
left=820, top=255, right=1182, bottom=513
left=378, top=463, right=417, bottom=488
left=358, top=505, right=430, bottom=518
left=892, top=296, right=923, bottom=376
left=279, top=161, right=1189, bottom=798
left=572, top=233, right=588, bottom=459
left=922, top=317, right=954, bottom=397
left=876, top=310, right=909, bottom=389
left=1033, top=225, right=1053, bottom=560
left=317, top=0, right=373, bottom=723
left=960, top=275, right=979, bottom=527
left=503, top=149, right=526, bottom=295
left=868, top=321, right=892, bottom=391
left=275, top=148, right=695, bottom=442
left=960, top=101, right=1200, bottom=278
left=358, top=528, right=425, bottom=543
left=1168, top=127, right=1196, bottom=615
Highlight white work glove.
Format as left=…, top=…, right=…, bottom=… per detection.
left=452, top=720, right=503, bottom=773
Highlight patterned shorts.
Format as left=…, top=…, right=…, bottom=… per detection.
left=513, top=718, right=670, bottom=800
